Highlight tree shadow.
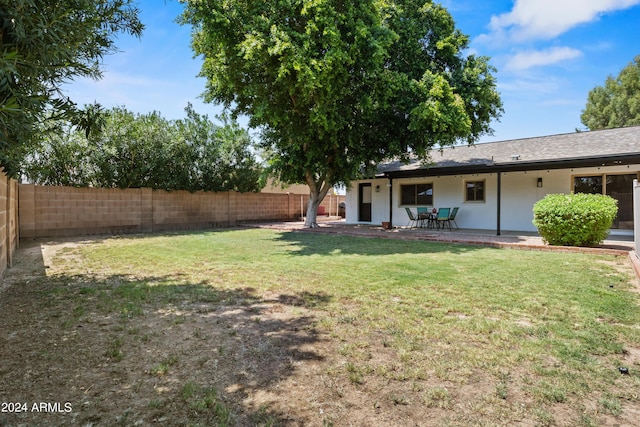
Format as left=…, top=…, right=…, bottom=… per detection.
left=0, top=250, right=333, bottom=426
left=273, top=228, right=491, bottom=257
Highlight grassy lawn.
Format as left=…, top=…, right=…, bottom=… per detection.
left=2, top=228, right=640, bottom=426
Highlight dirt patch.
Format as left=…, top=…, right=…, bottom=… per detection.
left=1, top=239, right=639, bottom=426
left=1, top=240, right=339, bottom=426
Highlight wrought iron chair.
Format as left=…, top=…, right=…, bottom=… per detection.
left=416, top=207, right=430, bottom=228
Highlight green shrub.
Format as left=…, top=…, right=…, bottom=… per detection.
left=532, top=193, right=618, bottom=247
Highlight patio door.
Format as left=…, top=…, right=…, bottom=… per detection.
left=358, top=183, right=372, bottom=222
left=574, top=173, right=636, bottom=229
left=606, top=174, right=635, bottom=229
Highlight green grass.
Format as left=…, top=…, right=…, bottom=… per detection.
left=148, top=354, right=180, bottom=376
left=106, top=335, right=125, bottom=362
left=181, top=381, right=233, bottom=425
left=50, top=228, right=640, bottom=425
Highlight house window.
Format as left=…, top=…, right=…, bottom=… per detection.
left=573, top=176, right=603, bottom=194
left=400, top=183, right=433, bottom=205
left=465, top=180, right=485, bottom=202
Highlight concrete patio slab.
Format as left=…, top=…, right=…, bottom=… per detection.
left=248, top=220, right=635, bottom=256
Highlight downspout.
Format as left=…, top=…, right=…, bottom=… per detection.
left=388, top=177, right=393, bottom=227
left=496, top=171, right=502, bottom=236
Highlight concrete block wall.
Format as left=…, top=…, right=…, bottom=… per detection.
left=0, top=174, right=7, bottom=275
left=152, top=190, right=232, bottom=231
left=288, top=193, right=345, bottom=219
left=17, top=183, right=34, bottom=238
left=18, top=184, right=344, bottom=239
left=236, top=192, right=291, bottom=222
left=319, top=194, right=344, bottom=217
left=7, top=179, right=18, bottom=267
left=0, top=171, right=18, bottom=278
left=19, top=185, right=144, bottom=238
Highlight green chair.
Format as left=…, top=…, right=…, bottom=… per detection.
left=404, top=208, right=419, bottom=229
left=448, top=207, right=459, bottom=229
left=435, top=207, right=451, bottom=230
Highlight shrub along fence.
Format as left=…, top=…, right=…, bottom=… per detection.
left=18, top=184, right=344, bottom=239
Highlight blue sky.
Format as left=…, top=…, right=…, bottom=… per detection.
left=62, top=0, right=640, bottom=143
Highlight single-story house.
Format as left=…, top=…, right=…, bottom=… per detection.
left=345, top=125, right=640, bottom=235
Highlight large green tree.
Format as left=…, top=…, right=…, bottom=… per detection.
left=581, top=55, right=640, bottom=130
left=23, top=105, right=264, bottom=192
left=0, top=0, right=143, bottom=176
left=180, top=0, right=502, bottom=227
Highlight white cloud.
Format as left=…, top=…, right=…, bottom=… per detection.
left=484, top=0, right=640, bottom=42
left=498, top=75, right=562, bottom=96
left=505, top=46, right=583, bottom=71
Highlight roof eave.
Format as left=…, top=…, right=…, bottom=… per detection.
left=377, top=153, right=640, bottom=179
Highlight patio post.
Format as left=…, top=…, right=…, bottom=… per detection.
left=388, top=177, right=393, bottom=227
left=497, top=172, right=502, bottom=236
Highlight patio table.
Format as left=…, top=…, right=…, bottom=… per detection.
left=418, top=211, right=437, bottom=229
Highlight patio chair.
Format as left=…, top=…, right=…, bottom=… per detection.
left=435, top=207, right=451, bottom=230
left=448, top=207, right=459, bottom=229
left=405, top=208, right=420, bottom=229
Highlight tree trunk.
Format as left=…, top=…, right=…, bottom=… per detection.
left=304, top=190, right=322, bottom=228
left=304, top=171, right=333, bottom=228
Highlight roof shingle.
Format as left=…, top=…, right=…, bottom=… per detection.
left=378, top=125, right=640, bottom=176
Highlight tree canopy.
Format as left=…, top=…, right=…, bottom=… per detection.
left=0, top=0, right=143, bottom=176
left=180, top=0, right=502, bottom=226
left=23, top=105, right=264, bottom=192
left=581, top=55, right=640, bottom=130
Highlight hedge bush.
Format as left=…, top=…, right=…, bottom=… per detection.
left=532, top=193, right=618, bottom=247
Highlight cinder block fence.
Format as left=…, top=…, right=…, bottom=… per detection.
left=0, top=172, right=18, bottom=278
left=0, top=172, right=344, bottom=278
left=18, top=184, right=343, bottom=239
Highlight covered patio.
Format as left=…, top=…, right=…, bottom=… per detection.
left=251, top=219, right=635, bottom=255
left=346, top=126, right=640, bottom=237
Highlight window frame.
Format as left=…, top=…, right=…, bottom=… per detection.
left=572, top=174, right=603, bottom=194
left=464, top=179, right=485, bottom=203
left=399, top=183, right=433, bottom=206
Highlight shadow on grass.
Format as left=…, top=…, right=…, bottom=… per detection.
left=274, top=228, right=491, bottom=256
left=0, top=264, right=332, bottom=426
